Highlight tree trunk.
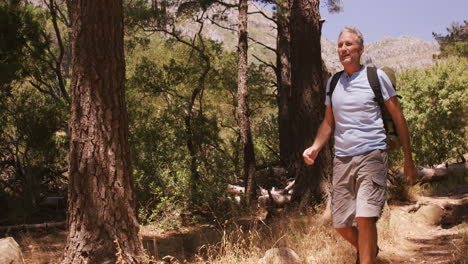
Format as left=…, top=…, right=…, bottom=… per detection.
left=63, top=0, right=143, bottom=263
left=237, top=0, right=256, bottom=204
left=276, top=0, right=292, bottom=165
left=288, top=0, right=331, bottom=208
left=186, top=44, right=210, bottom=206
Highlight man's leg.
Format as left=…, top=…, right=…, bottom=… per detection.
left=356, top=217, right=378, bottom=264
left=331, top=155, right=360, bottom=255
left=335, top=227, right=359, bottom=249
left=355, top=150, right=388, bottom=264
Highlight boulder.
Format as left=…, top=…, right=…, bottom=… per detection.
left=414, top=204, right=444, bottom=225
left=307, top=255, right=319, bottom=264
left=258, top=247, right=301, bottom=264
left=0, top=237, right=25, bottom=264
left=441, top=199, right=468, bottom=227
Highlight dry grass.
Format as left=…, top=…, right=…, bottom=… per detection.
left=16, top=229, right=66, bottom=264
left=449, top=222, right=468, bottom=264
left=192, top=206, right=399, bottom=264
left=13, top=198, right=464, bottom=263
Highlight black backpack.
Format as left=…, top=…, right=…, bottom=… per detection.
left=327, top=66, right=401, bottom=150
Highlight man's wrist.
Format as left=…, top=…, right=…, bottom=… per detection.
left=311, top=143, right=321, bottom=152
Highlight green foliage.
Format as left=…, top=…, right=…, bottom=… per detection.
left=254, top=113, right=279, bottom=163
left=0, top=0, right=278, bottom=227
left=0, top=1, right=70, bottom=101
left=397, top=58, right=468, bottom=166
left=0, top=2, right=48, bottom=92
left=0, top=2, right=69, bottom=224
left=0, top=85, right=68, bottom=223
left=125, top=34, right=276, bottom=226
left=433, top=21, right=468, bottom=58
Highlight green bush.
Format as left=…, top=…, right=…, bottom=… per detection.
left=397, top=58, right=468, bottom=166
left=0, top=86, right=68, bottom=223
left=125, top=34, right=276, bottom=226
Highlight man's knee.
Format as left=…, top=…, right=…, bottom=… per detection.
left=356, top=217, right=377, bottom=221
left=356, top=217, right=377, bottom=226
left=334, top=226, right=356, bottom=235
left=334, top=227, right=346, bottom=233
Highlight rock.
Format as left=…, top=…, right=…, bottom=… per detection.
left=161, top=255, right=180, bottom=264
left=307, top=255, right=319, bottom=264
left=0, top=237, right=25, bottom=264
left=406, top=201, right=428, bottom=213
left=414, top=204, right=444, bottom=225
left=258, top=247, right=301, bottom=264
left=441, top=199, right=468, bottom=227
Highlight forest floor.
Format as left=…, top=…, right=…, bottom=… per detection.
left=13, top=183, right=468, bottom=264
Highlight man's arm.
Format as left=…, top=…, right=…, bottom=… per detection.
left=384, top=96, right=418, bottom=184
left=303, top=105, right=334, bottom=165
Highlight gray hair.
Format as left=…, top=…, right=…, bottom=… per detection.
left=339, top=26, right=364, bottom=46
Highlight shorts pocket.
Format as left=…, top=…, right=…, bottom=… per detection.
left=370, top=150, right=388, bottom=187
left=368, top=176, right=387, bottom=206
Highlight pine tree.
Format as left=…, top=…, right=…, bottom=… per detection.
left=62, top=0, right=143, bottom=262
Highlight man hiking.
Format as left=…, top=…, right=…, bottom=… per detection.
left=303, top=26, right=418, bottom=264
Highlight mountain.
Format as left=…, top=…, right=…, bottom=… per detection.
left=322, top=36, right=440, bottom=73
left=180, top=2, right=440, bottom=73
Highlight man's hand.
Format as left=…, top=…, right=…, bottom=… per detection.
left=404, top=159, right=418, bottom=185
left=303, top=146, right=319, bottom=165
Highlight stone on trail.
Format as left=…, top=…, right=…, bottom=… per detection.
left=414, top=204, right=445, bottom=226
left=258, top=247, right=301, bottom=264
left=0, top=237, right=25, bottom=264
left=307, top=255, right=319, bottom=264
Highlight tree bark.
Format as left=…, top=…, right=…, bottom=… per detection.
left=237, top=0, right=256, bottom=204
left=276, top=0, right=292, bottom=165
left=185, top=38, right=210, bottom=206
left=287, top=0, right=331, bottom=208
left=63, top=0, right=143, bottom=263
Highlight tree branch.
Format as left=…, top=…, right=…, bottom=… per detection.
left=28, top=80, right=59, bottom=100
left=213, top=0, right=237, bottom=8
left=207, top=17, right=236, bottom=32
left=252, top=54, right=276, bottom=72
left=49, top=0, right=70, bottom=102
left=247, top=9, right=275, bottom=23
left=248, top=36, right=276, bottom=52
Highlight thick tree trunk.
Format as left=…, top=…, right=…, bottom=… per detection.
left=237, top=0, right=256, bottom=204
left=288, top=0, right=331, bottom=208
left=63, top=0, right=143, bottom=263
left=276, top=0, right=292, bottom=165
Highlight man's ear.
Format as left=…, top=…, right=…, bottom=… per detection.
left=359, top=44, right=365, bottom=55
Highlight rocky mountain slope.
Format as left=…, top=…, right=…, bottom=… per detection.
left=180, top=2, right=440, bottom=72
left=323, top=36, right=440, bottom=72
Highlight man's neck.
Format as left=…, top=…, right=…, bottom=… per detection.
left=343, top=64, right=363, bottom=77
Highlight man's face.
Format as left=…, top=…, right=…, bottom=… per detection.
left=337, top=32, right=364, bottom=67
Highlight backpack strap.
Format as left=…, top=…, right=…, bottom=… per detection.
left=367, top=66, right=392, bottom=134
left=327, top=70, right=343, bottom=105
left=367, top=66, right=384, bottom=104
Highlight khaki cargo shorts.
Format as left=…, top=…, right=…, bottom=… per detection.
left=331, top=149, right=388, bottom=228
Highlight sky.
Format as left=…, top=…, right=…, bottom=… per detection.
left=319, top=0, right=467, bottom=43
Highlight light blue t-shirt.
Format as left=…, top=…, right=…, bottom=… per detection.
left=325, top=66, right=397, bottom=157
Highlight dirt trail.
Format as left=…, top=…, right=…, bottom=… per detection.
left=377, top=192, right=467, bottom=264
left=12, top=187, right=467, bottom=263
